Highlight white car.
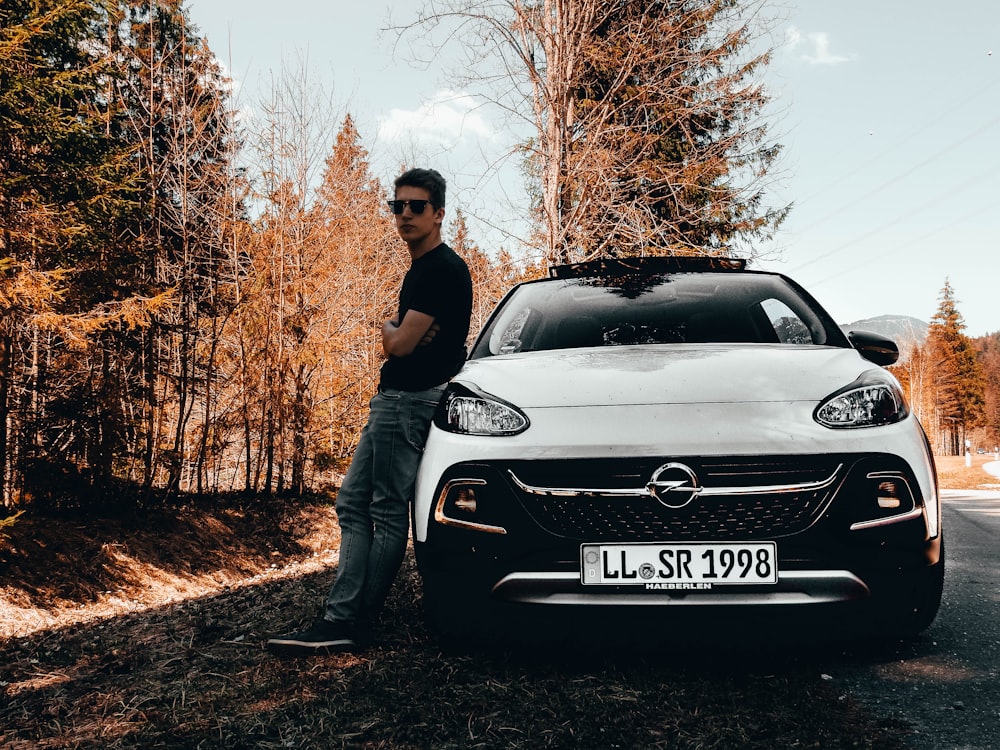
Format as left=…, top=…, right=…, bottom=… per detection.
left=413, top=257, right=943, bottom=639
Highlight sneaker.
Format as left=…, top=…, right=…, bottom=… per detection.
left=266, top=618, right=358, bottom=656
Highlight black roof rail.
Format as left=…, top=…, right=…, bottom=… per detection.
left=548, top=255, right=747, bottom=279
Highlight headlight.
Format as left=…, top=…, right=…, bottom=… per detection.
left=815, top=372, right=909, bottom=429
left=435, top=382, right=529, bottom=436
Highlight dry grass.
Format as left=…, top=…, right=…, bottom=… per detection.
left=1, top=464, right=972, bottom=749
left=934, top=452, right=1000, bottom=490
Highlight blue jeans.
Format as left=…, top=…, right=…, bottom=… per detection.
left=324, top=385, right=444, bottom=624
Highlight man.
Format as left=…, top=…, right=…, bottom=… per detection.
left=267, top=168, right=472, bottom=655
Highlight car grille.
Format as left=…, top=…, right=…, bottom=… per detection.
left=504, top=456, right=847, bottom=541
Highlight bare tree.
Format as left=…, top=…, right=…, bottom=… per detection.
left=111, top=1, right=240, bottom=497
left=394, top=0, right=786, bottom=265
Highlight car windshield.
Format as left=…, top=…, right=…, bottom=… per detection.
left=470, top=271, right=849, bottom=359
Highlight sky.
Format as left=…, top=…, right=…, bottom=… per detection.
left=188, top=1, right=1000, bottom=337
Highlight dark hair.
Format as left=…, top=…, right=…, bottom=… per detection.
left=394, top=168, right=446, bottom=209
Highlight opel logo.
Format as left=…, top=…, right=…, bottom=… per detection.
left=646, top=462, right=701, bottom=509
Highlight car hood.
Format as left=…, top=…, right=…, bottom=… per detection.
left=455, top=345, right=881, bottom=408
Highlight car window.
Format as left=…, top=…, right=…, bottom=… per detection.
left=487, top=306, right=533, bottom=355
left=471, top=272, right=843, bottom=358
left=759, top=298, right=815, bottom=345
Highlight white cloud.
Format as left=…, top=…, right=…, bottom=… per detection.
left=784, top=26, right=856, bottom=66
left=377, top=90, right=496, bottom=147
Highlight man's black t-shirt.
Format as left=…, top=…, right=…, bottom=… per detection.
left=379, top=243, right=473, bottom=391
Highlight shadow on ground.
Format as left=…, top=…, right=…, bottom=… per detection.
left=0, top=498, right=338, bottom=608
left=0, top=554, right=924, bottom=750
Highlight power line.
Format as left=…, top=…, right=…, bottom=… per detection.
left=799, top=198, right=998, bottom=289
left=792, top=74, right=1000, bottom=211
left=785, top=164, right=999, bottom=276
left=792, top=113, right=1000, bottom=236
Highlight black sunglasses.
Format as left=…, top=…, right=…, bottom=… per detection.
left=387, top=199, right=431, bottom=215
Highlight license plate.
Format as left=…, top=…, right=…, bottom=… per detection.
left=581, top=542, right=778, bottom=586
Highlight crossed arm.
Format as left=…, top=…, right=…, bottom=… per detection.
left=382, top=310, right=440, bottom=357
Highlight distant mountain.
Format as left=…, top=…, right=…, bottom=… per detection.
left=840, top=315, right=929, bottom=346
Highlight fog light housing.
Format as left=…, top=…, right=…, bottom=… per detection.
left=850, top=472, right=921, bottom=531
left=434, top=479, right=507, bottom=535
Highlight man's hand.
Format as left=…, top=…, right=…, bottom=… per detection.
left=419, top=323, right=440, bottom=346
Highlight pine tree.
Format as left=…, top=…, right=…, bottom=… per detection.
left=0, top=0, right=140, bottom=504
left=567, top=0, right=786, bottom=258
left=925, top=280, right=986, bottom=454
left=311, top=116, right=401, bottom=473
left=114, top=0, right=240, bottom=495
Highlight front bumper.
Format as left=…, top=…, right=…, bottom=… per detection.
left=414, top=449, right=942, bottom=611
left=489, top=569, right=870, bottom=606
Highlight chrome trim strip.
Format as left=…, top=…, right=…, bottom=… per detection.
left=507, top=464, right=844, bottom=499
left=434, top=478, right=507, bottom=535
left=850, top=507, right=923, bottom=531
left=491, top=570, right=870, bottom=606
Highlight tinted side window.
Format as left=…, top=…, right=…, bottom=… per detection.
left=485, top=306, right=526, bottom=355
left=759, top=298, right=814, bottom=344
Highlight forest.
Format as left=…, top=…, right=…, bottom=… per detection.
left=0, top=0, right=548, bottom=511
left=1, top=0, right=996, bottom=518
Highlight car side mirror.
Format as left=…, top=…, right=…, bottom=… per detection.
left=847, top=329, right=899, bottom=366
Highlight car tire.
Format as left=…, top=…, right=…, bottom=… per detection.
left=874, top=543, right=945, bottom=638
left=420, top=573, right=497, bottom=643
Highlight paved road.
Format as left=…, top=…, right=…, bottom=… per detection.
left=824, top=490, right=1000, bottom=750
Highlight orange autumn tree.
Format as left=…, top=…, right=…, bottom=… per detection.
left=309, top=116, right=404, bottom=478
left=896, top=281, right=986, bottom=456
left=970, top=332, right=1000, bottom=450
